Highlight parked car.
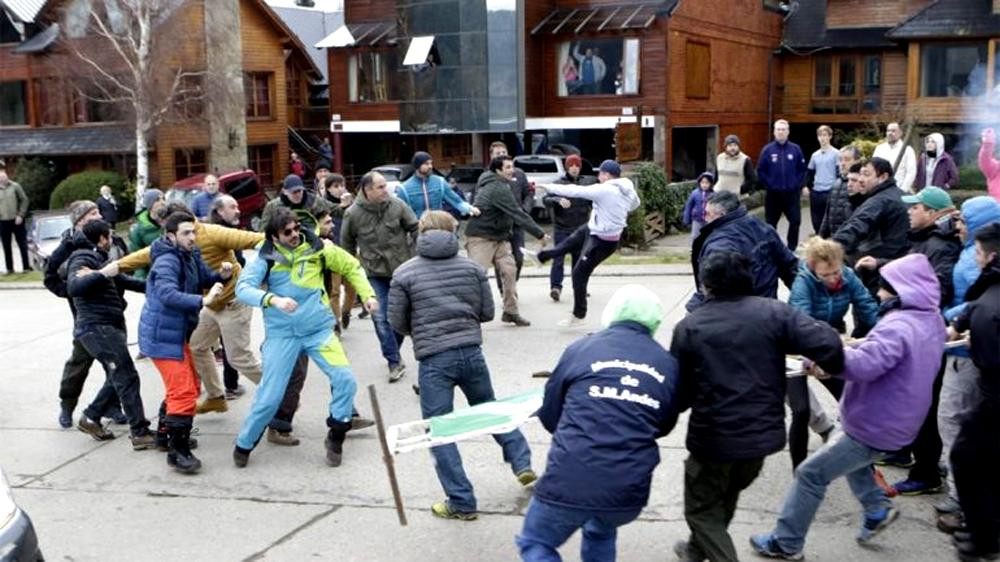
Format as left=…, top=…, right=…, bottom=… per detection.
left=0, top=467, right=42, bottom=561
left=512, top=154, right=596, bottom=220
left=26, top=211, right=72, bottom=271
left=446, top=165, right=484, bottom=202
left=164, top=170, right=267, bottom=230
left=370, top=164, right=446, bottom=196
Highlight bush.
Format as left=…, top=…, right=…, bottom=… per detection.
left=12, top=158, right=59, bottom=212
left=50, top=171, right=135, bottom=220
left=850, top=139, right=879, bottom=159
left=958, top=165, right=987, bottom=191
left=630, top=162, right=670, bottom=213
left=622, top=202, right=648, bottom=249
left=663, top=180, right=695, bottom=232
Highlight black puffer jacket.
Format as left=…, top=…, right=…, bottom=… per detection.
left=955, top=259, right=1000, bottom=395
left=670, top=295, right=844, bottom=461
left=388, top=230, right=494, bottom=360
left=818, top=176, right=853, bottom=238
left=66, top=236, right=145, bottom=337
left=833, top=178, right=910, bottom=261
left=905, top=218, right=962, bottom=306
left=545, top=173, right=594, bottom=231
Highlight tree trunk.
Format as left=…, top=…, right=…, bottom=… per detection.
left=135, top=124, right=148, bottom=212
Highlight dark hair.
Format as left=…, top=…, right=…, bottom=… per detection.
left=82, top=219, right=111, bottom=245
left=324, top=173, right=345, bottom=188
left=865, top=157, right=893, bottom=178
left=166, top=200, right=191, bottom=215
left=974, top=222, right=1000, bottom=258
left=164, top=211, right=196, bottom=234
left=840, top=145, right=862, bottom=161
left=265, top=207, right=298, bottom=240
left=314, top=208, right=331, bottom=222
left=848, top=162, right=863, bottom=174
left=707, top=191, right=740, bottom=215
left=700, top=251, right=754, bottom=298
left=489, top=155, right=513, bottom=173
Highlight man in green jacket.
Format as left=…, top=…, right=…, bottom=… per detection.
left=127, top=189, right=166, bottom=279
left=0, top=159, right=31, bottom=273
left=465, top=155, right=548, bottom=327
left=341, top=171, right=419, bottom=382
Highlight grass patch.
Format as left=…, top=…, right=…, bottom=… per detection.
left=604, top=252, right=690, bottom=266
left=0, top=270, right=42, bottom=282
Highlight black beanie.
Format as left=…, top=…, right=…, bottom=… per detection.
left=411, top=151, right=432, bottom=169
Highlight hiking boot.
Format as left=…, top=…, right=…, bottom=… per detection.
left=516, top=469, right=538, bottom=488
left=58, top=406, right=73, bottom=429
left=225, top=385, right=246, bottom=400
left=325, top=420, right=351, bottom=467
left=341, top=311, right=351, bottom=329
left=673, top=540, right=707, bottom=562
left=557, top=315, right=585, bottom=328
left=103, top=406, right=128, bottom=425
left=430, top=501, right=477, bottom=521
left=266, top=427, right=300, bottom=446
left=549, top=287, right=561, bottom=302
left=196, top=396, right=228, bottom=414
left=939, top=512, right=966, bottom=534
left=749, top=534, right=804, bottom=560
left=233, top=446, right=251, bottom=468
left=501, top=312, right=531, bottom=327
left=857, top=506, right=900, bottom=543
left=166, top=421, right=201, bottom=474
left=892, top=477, right=943, bottom=496
left=935, top=496, right=962, bottom=514
left=77, top=416, right=114, bottom=441
left=350, top=416, right=375, bottom=430
left=388, top=363, right=406, bottom=383
left=876, top=452, right=914, bottom=468
left=129, top=431, right=157, bottom=451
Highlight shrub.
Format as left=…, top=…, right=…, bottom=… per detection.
left=622, top=202, right=648, bottom=249
left=957, top=165, right=987, bottom=191
left=50, top=171, right=134, bottom=219
left=630, top=162, right=670, bottom=213
left=851, top=139, right=879, bottom=159
left=12, top=158, right=59, bottom=212
left=663, top=180, right=695, bottom=232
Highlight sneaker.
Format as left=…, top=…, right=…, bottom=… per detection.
left=516, top=469, right=538, bottom=488
left=77, top=416, right=115, bottom=441
left=430, top=501, right=477, bottom=521
left=388, top=363, right=406, bottom=383
left=938, top=512, right=966, bottom=534
left=520, top=247, right=541, bottom=266
left=857, top=506, right=900, bottom=543
left=501, top=312, right=531, bottom=327
left=266, top=427, right=300, bottom=446
left=936, top=497, right=962, bottom=514
left=358, top=309, right=370, bottom=320
left=196, top=396, right=228, bottom=414
left=749, top=534, right=804, bottom=560
left=876, top=452, right=914, bottom=468
left=350, top=416, right=375, bottom=430
left=58, top=407, right=73, bottom=429
left=233, top=446, right=251, bottom=468
left=225, top=385, right=246, bottom=400
left=129, top=431, right=157, bottom=451
left=549, top=287, right=561, bottom=302
left=892, top=478, right=943, bottom=496
left=557, top=315, right=585, bottom=328
left=103, top=406, right=128, bottom=425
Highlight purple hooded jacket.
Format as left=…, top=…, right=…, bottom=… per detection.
left=838, top=253, right=946, bottom=452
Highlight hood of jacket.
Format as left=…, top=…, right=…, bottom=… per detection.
left=150, top=236, right=192, bottom=263
left=880, top=253, right=940, bottom=311
left=927, top=132, right=946, bottom=155
left=477, top=170, right=506, bottom=190
left=961, top=196, right=1000, bottom=247
left=416, top=230, right=459, bottom=259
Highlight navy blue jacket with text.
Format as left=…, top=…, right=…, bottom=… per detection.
left=757, top=140, right=807, bottom=192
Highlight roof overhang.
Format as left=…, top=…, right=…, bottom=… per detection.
left=530, top=0, right=678, bottom=36
left=316, top=20, right=395, bottom=49
left=0, top=0, right=46, bottom=23
left=13, top=22, right=57, bottom=53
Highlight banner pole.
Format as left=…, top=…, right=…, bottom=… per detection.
left=369, top=384, right=408, bottom=526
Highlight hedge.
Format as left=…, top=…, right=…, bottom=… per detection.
left=49, top=171, right=135, bottom=219
left=622, top=162, right=696, bottom=247
left=12, top=158, right=59, bottom=212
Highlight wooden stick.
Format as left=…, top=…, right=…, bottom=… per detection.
left=369, top=384, right=408, bottom=526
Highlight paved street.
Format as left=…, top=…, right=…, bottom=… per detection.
left=0, top=267, right=953, bottom=562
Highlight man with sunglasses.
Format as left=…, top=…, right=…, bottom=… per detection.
left=233, top=208, right=377, bottom=468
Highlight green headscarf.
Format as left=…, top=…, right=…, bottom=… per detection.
left=600, top=284, right=663, bottom=335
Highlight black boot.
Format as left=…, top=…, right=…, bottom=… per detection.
left=324, top=419, right=351, bottom=467
left=166, top=418, right=202, bottom=474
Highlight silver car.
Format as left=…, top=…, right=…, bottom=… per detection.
left=0, top=468, right=42, bottom=561
left=27, top=212, right=72, bottom=272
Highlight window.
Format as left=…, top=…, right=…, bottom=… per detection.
left=556, top=38, right=640, bottom=97
left=838, top=57, right=856, bottom=96
left=285, top=63, right=302, bottom=107
left=174, top=74, right=204, bottom=119
left=226, top=175, right=259, bottom=200
left=349, top=51, right=399, bottom=103
left=72, top=88, right=120, bottom=124
left=32, top=78, right=65, bottom=126
left=920, top=42, right=989, bottom=97
left=812, top=54, right=881, bottom=114
left=174, top=148, right=208, bottom=179
left=248, top=144, right=276, bottom=188
left=244, top=72, right=272, bottom=118
left=685, top=41, right=711, bottom=99
left=0, top=81, right=27, bottom=126
left=862, top=56, right=881, bottom=112
left=814, top=56, right=832, bottom=97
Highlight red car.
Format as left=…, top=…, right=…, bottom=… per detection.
left=165, top=170, right=268, bottom=230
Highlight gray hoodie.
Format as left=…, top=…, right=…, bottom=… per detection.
left=542, top=177, right=640, bottom=238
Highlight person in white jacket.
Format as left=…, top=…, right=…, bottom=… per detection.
left=536, top=160, right=640, bottom=326
left=873, top=122, right=917, bottom=193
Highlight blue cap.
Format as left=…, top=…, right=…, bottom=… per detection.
left=599, top=159, right=621, bottom=177
left=282, top=174, right=305, bottom=192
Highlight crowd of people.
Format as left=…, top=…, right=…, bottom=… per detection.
left=7, top=122, right=1000, bottom=562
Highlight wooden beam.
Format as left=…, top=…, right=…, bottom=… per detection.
left=906, top=42, right=920, bottom=103
left=552, top=9, right=578, bottom=34
left=598, top=7, right=621, bottom=31
left=574, top=9, right=598, bottom=34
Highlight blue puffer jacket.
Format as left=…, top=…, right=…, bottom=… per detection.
left=396, top=173, right=471, bottom=218
left=788, top=262, right=879, bottom=335
left=535, top=322, right=680, bottom=511
left=138, top=238, right=222, bottom=360
left=682, top=187, right=714, bottom=225
left=944, top=196, right=1000, bottom=358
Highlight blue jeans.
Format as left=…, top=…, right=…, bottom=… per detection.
left=772, top=431, right=891, bottom=553
left=419, top=345, right=532, bottom=513
left=517, top=497, right=641, bottom=562
left=368, top=276, right=404, bottom=367
left=549, top=228, right=582, bottom=290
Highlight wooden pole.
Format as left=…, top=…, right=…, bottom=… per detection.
left=368, top=384, right=408, bottom=526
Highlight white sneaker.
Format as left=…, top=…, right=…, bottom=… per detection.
left=520, top=247, right=541, bottom=266
left=557, top=315, right=585, bottom=327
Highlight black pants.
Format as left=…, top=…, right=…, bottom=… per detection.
left=684, top=454, right=765, bottom=562
left=77, top=325, right=149, bottom=435
left=808, top=190, right=830, bottom=237
left=269, top=353, right=309, bottom=432
left=907, top=356, right=946, bottom=483
left=764, top=190, right=802, bottom=250
left=952, top=392, right=1000, bottom=554
left=571, top=235, right=618, bottom=319
left=58, top=337, right=121, bottom=413
left=0, top=219, right=29, bottom=272
left=221, top=339, right=239, bottom=391
left=787, top=376, right=844, bottom=469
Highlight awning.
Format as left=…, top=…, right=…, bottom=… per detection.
left=13, top=23, right=58, bottom=54
left=315, top=20, right=396, bottom=48
left=531, top=0, right=678, bottom=36
left=0, top=126, right=136, bottom=157
left=0, top=0, right=46, bottom=23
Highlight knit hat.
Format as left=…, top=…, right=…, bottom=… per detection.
left=600, top=284, right=664, bottom=335
left=141, top=188, right=163, bottom=210
left=315, top=159, right=331, bottom=171
left=69, top=200, right=98, bottom=226
left=724, top=134, right=741, bottom=148
left=282, top=174, right=305, bottom=192
left=902, top=186, right=953, bottom=211
left=565, top=154, right=583, bottom=168
left=411, top=151, right=432, bottom=169
left=598, top=159, right=621, bottom=177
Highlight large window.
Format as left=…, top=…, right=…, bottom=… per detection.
left=0, top=81, right=27, bottom=126
left=556, top=37, right=640, bottom=97
left=349, top=51, right=399, bottom=103
left=920, top=42, right=989, bottom=97
left=285, top=63, right=302, bottom=107
left=72, top=87, right=120, bottom=124
left=685, top=41, right=711, bottom=99
left=812, top=54, right=881, bottom=114
left=244, top=72, right=272, bottom=118
left=248, top=144, right=276, bottom=188
left=33, top=78, right=65, bottom=126
left=174, top=148, right=208, bottom=180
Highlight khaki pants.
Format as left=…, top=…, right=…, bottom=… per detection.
left=189, top=300, right=262, bottom=399
left=466, top=236, right=518, bottom=315
left=325, top=272, right=357, bottom=321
